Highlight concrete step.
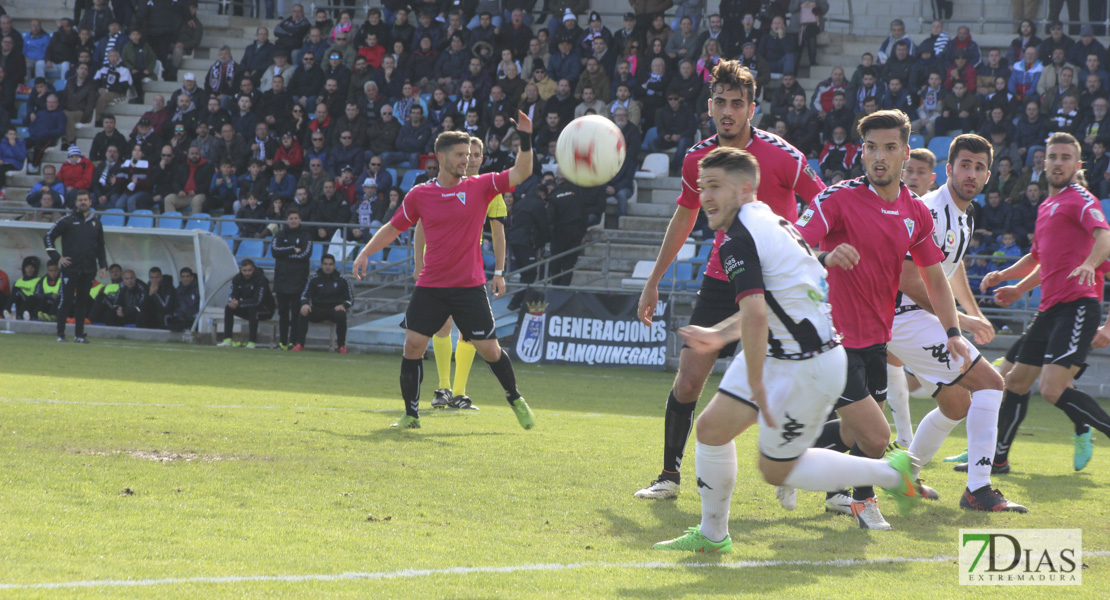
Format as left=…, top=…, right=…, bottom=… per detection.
left=649, top=189, right=683, bottom=204
left=628, top=202, right=675, bottom=218
left=582, top=242, right=659, bottom=260
left=570, top=269, right=627, bottom=289
left=617, top=215, right=669, bottom=232
left=636, top=176, right=681, bottom=191
left=601, top=228, right=664, bottom=242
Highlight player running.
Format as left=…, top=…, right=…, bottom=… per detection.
left=416, top=136, right=509, bottom=412
left=958, top=132, right=1110, bottom=475
left=886, top=134, right=1024, bottom=512
left=352, top=118, right=535, bottom=430
left=653, top=147, right=923, bottom=553
left=795, top=110, right=972, bottom=530
left=634, top=60, right=826, bottom=500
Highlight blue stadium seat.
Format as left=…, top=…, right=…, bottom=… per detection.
left=235, top=239, right=266, bottom=259
left=928, top=136, right=954, bottom=161
left=386, top=167, right=398, bottom=182
left=934, top=164, right=948, bottom=186
left=1102, top=198, right=1110, bottom=216
left=53, top=80, right=66, bottom=92
left=16, top=126, right=28, bottom=139
left=127, top=209, right=155, bottom=228
left=909, top=134, right=925, bottom=150
left=400, top=169, right=419, bottom=192
left=184, top=213, right=212, bottom=231
left=218, top=219, right=238, bottom=237
left=159, top=211, right=184, bottom=229
left=808, top=158, right=821, bottom=177
left=100, top=208, right=125, bottom=227
left=974, top=194, right=985, bottom=206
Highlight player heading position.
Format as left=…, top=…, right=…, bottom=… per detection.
left=976, top=132, right=1110, bottom=470
left=796, top=110, right=971, bottom=530
left=352, top=113, right=536, bottom=430
left=890, top=134, right=1024, bottom=512
left=653, top=147, right=923, bottom=553
left=634, top=60, right=826, bottom=500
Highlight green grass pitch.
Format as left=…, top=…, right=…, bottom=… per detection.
left=0, top=333, right=1107, bottom=598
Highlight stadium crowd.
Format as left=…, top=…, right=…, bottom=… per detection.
left=5, top=0, right=1110, bottom=339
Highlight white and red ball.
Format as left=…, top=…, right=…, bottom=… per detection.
left=555, top=115, right=627, bottom=187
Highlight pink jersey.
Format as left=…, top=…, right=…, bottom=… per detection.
left=1031, top=183, right=1110, bottom=310
left=796, top=177, right=945, bottom=348
left=677, top=129, right=825, bottom=281
left=391, top=171, right=511, bottom=288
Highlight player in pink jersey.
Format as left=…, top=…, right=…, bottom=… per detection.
left=974, top=132, right=1110, bottom=478
left=633, top=60, right=826, bottom=500
left=796, top=110, right=971, bottom=530
left=352, top=120, right=536, bottom=430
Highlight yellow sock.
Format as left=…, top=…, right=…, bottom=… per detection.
left=432, top=335, right=453, bottom=389
left=453, top=340, right=476, bottom=396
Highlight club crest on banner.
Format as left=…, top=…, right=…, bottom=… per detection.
left=515, top=301, right=548, bottom=363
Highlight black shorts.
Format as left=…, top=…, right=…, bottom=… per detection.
left=402, top=286, right=496, bottom=341
left=685, top=276, right=739, bottom=358
left=1016, top=298, right=1100, bottom=369
left=836, top=344, right=888, bottom=409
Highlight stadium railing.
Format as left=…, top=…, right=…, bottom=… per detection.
left=915, top=0, right=1110, bottom=34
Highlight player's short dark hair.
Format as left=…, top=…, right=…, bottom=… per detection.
left=74, top=190, right=90, bottom=202
left=908, top=148, right=937, bottom=170
left=322, top=253, right=336, bottom=262
left=1046, top=131, right=1082, bottom=156
left=857, top=109, right=911, bottom=145
left=948, top=134, right=993, bottom=167
left=109, top=263, right=122, bottom=271
left=698, top=147, right=761, bottom=187
left=286, top=206, right=301, bottom=216
left=180, top=267, right=195, bottom=276
left=149, top=266, right=162, bottom=275
left=434, top=130, right=472, bottom=155
left=710, top=59, right=757, bottom=103
left=240, top=258, right=256, bottom=268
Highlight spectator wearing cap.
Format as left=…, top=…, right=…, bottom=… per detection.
left=944, top=50, right=977, bottom=93
left=170, top=72, right=208, bottom=115
left=261, top=52, right=296, bottom=93
left=135, top=95, right=171, bottom=138
left=1038, top=22, right=1073, bottom=65
left=877, top=18, right=915, bottom=65
left=164, top=93, right=200, bottom=142
left=61, top=64, right=96, bottom=148
left=549, top=5, right=586, bottom=45
left=328, top=131, right=362, bottom=177
left=758, top=16, right=796, bottom=76
left=1069, top=25, right=1106, bottom=67
left=58, top=144, right=95, bottom=196
left=613, top=13, right=639, bottom=54
left=579, top=11, right=614, bottom=55
left=130, top=117, right=162, bottom=160
left=548, top=37, right=582, bottom=86
left=529, top=61, right=557, bottom=100
left=171, top=2, right=205, bottom=81
left=333, top=165, right=358, bottom=205
left=241, top=27, right=276, bottom=85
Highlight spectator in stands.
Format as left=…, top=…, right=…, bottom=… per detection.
left=25, top=95, right=65, bottom=175
left=310, top=180, right=346, bottom=241
left=275, top=4, right=310, bottom=57
left=974, top=189, right=1011, bottom=249
left=90, top=144, right=121, bottom=208
left=120, top=29, right=155, bottom=105
left=877, top=18, right=915, bottom=64
left=45, top=19, right=79, bottom=81
left=412, top=158, right=438, bottom=187
left=914, top=71, right=946, bottom=137
left=92, top=49, right=132, bottom=127
left=757, top=16, right=795, bottom=76
left=236, top=192, right=268, bottom=239
left=171, top=73, right=207, bottom=116
left=636, top=58, right=669, bottom=123
left=1017, top=146, right=1048, bottom=191
left=936, top=80, right=981, bottom=134
left=334, top=165, right=357, bottom=203
left=187, top=120, right=218, bottom=164
left=978, top=49, right=1010, bottom=93
left=59, top=144, right=94, bottom=197
left=298, top=157, right=331, bottom=202
left=293, top=254, right=351, bottom=352
left=694, top=39, right=723, bottom=82
left=24, top=19, right=50, bottom=77
left=241, top=27, right=276, bottom=86
left=818, top=125, right=857, bottom=180
left=5, top=257, right=42, bottom=321
left=328, top=131, right=362, bottom=176
left=270, top=202, right=314, bottom=349
left=1009, top=45, right=1043, bottom=102
left=851, top=96, right=879, bottom=142
left=381, top=105, right=431, bottom=167
left=665, top=16, right=698, bottom=64
left=214, top=123, right=249, bottom=172
left=59, top=64, right=95, bottom=149
left=605, top=106, right=639, bottom=225
left=208, top=158, right=238, bottom=214
left=164, top=146, right=213, bottom=214
left=574, top=85, right=605, bottom=119
left=260, top=52, right=294, bottom=93
left=171, top=3, right=204, bottom=80
left=879, top=76, right=915, bottom=115
left=1014, top=101, right=1050, bottom=163
left=25, top=165, right=66, bottom=208
left=943, top=51, right=976, bottom=93
left=646, top=93, right=697, bottom=175
left=206, top=46, right=239, bottom=110
left=164, top=93, right=199, bottom=144
left=92, top=20, right=123, bottom=66
left=129, top=117, right=161, bottom=160
left=304, top=130, right=329, bottom=170
left=1039, top=21, right=1073, bottom=62
left=114, top=143, right=155, bottom=211
left=0, top=126, right=25, bottom=197
left=785, top=93, right=820, bottom=156
left=217, top=259, right=274, bottom=348
left=1087, top=139, right=1110, bottom=196
left=1038, top=48, right=1076, bottom=98
left=79, top=0, right=112, bottom=41
left=941, top=26, right=981, bottom=70
left=1079, top=53, right=1110, bottom=94
left=546, top=175, right=595, bottom=285
left=1052, top=93, right=1081, bottom=134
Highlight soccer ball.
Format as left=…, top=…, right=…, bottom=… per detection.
left=555, top=115, right=627, bottom=187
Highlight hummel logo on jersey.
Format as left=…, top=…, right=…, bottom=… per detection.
left=975, top=457, right=992, bottom=466
left=697, top=477, right=713, bottom=490
left=780, top=413, right=804, bottom=446
left=925, top=343, right=952, bottom=368
left=881, top=209, right=900, bottom=215
left=471, top=330, right=486, bottom=336
left=904, top=218, right=916, bottom=237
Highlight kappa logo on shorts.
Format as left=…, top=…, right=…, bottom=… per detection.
left=925, top=343, right=952, bottom=368
left=779, top=413, right=804, bottom=446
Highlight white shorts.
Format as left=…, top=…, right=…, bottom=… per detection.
left=718, top=347, right=848, bottom=461
left=889, top=308, right=982, bottom=396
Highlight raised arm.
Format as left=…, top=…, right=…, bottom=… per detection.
left=507, top=110, right=533, bottom=187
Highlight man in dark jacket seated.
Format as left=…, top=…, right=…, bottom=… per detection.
left=217, top=259, right=275, bottom=348
left=293, top=254, right=354, bottom=353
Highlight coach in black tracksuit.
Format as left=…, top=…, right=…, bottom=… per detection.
left=269, top=206, right=313, bottom=348
left=222, top=259, right=276, bottom=345
left=296, top=253, right=353, bottom=350
left=44, top=190, right=107, bottom=342
left=546, top=180, right=598, bottom=287
left=507, top=187, right=550, bottom=310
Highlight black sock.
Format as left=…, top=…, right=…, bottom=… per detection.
left=849, top=444, right=876, bottom=501
left=815, top=419, right=850, bottom=453
left=486, top=351, right=521, bottom=403
left=661, top=391, right=696, bottom=481
left=1076, top=422, right=1091, bottom=435
left=1055, top=387, right=1110, bottom=438
left=400, top=357, right=423, bottom=418
left=994, top=390, right=1030, bottom=465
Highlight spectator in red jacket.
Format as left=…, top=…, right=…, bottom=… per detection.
left=57, top=145, right=94, bottom=206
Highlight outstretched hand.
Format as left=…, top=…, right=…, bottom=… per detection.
left=511, top=110, right=533, bottom=136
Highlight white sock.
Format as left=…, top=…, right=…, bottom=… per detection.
left=908, top=408, right=963, bottom=478
left=783, top=448, right=901, bottom=492
left=886, top=363, right=914, bottom=446
left=966, top=389, right=1003, bottom=491
left=696, top=440, right=736, bottom=543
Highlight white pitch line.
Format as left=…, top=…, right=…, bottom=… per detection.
left=3, top=552, right=1106, bottom=590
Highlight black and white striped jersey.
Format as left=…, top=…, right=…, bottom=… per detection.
left=897, top=184, right=971, bottom=310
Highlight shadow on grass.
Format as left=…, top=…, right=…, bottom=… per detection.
left=309, top=427, right=512, bottom=448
